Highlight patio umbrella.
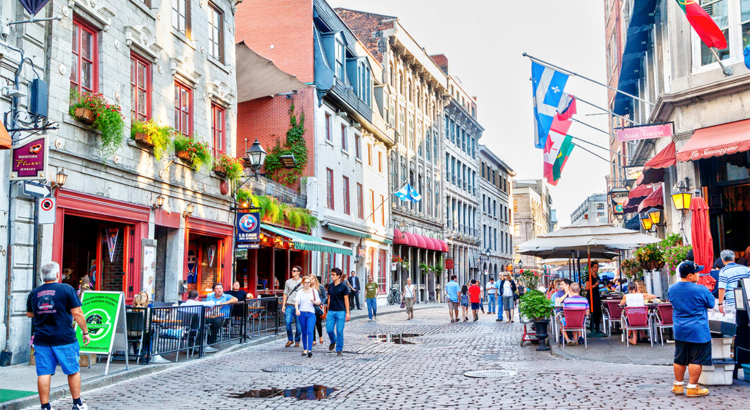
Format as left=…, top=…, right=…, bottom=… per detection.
left=690, top=196, right=713, bottom=274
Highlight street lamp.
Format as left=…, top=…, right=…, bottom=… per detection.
left=244, top=139, right=267, bottom=178
left=647, top=207, right=663, bottom=226
left=640, top=213, right=654, bottom=231
left=51, top=168, right=67, bottom=190
left=671, top=177, right=693, bottom=211
left=152, top=194, right=165, bottom=210
left=183, top=202, right=194, bottom=219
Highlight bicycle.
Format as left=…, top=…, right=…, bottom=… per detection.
left=387, top=286, right=402, bottom=305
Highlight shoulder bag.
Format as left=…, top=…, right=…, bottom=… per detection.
left=312, top=289, right=326, bottom=319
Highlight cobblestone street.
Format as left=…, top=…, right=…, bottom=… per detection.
left=45, top=307, right=750, bottom=410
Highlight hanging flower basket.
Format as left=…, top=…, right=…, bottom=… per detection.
left=176, top=150, right=191, bottom=161
left=74, top=108, right=95, bottom=124
left=213, top=164, right=226, bottom=176
left=133, top=132, right=153, bottom=146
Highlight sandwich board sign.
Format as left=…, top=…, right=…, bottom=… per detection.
left=75, top=291, right=129, bottom=375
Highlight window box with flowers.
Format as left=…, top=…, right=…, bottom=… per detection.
left=173, top=134, right=212, bottom=172
left=213, top=153, right=245, bottom=182
left=69, top=91, right=125, bottom=157
left=131, top=120, right=175, bottom=161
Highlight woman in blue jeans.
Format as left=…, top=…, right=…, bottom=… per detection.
left=295, top=277, right=322, bottom=357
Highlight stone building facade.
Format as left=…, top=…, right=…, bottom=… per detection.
left=479, top=145, right=515, bottom=282
left=571, top=193, right=608, bottom=224
left=513, top=179, right=552, bottom=270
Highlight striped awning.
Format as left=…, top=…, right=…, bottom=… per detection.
left=324, top=223, right=372, bottom=238
left=262, top=225, right=353, bottom=255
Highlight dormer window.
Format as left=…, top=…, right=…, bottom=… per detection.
left=335, top=39, right=344, bottom=79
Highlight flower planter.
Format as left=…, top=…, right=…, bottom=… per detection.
left=532, top=319, right=550, bottom=351
left=134, top=132, right=154, bottom=146
left=176, top=150, right=191, bottom=161
left=213, top=164, right=227, bottom=176
left=74, top=108, right=95, bottom=124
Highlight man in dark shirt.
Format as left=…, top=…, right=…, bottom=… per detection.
left=225, top=280, right=253, bottom=319
left=326, top=268, right=350, bottom=356
left=26, top=262, right=91, bottom=410
left=589, top=261, right=603, bottom=334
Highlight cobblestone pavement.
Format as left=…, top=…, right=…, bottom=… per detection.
left=45, top=307, right=750, bottom=410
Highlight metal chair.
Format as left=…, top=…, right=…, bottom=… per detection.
left=602, top=301, right=624, bottom=339
left=654, top=303, right=673, bottom=346
left=622, top=306, right=653, bottom=348
left=560, top=307, right=588, bottom=349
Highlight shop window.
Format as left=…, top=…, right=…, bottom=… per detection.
left=326, top=168, right=334, bottom=210
left=130, top=53, right=150, bottom=121
left=208, top=2, right=224, bottom=63
left=174, top=81, right=192, bottom=136
left=71, top=19, right=98, bottom=94
left=343, top=176, right=350, bottom=215
left=211, top=104, right=225, bottom=156
left=172, top=0, right=191, bottom=37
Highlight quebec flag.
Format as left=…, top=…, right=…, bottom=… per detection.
left=532, top=62, right=569, bottom=149
left=394, top=183, right=421, bottom=203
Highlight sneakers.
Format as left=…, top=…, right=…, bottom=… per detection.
left=72, top=403, right=88, bottom=410
left=686, top=385, right=709, bottom=397
left=496, top=319, right=503, bottom=322
left=373, top=315, right=377, bottom=320
left=203, top=346, right=218, bottom=353
left=577, top=336, right=584, bottom=345
left=329, top=343, right=336, bottom=351
left=566, top=340, right=577, bottom=346
left=285, top=341, right=294, bottom=348
left=368, top=319, right=372, bottom=322
left=672, top=383, right=685, bottom=396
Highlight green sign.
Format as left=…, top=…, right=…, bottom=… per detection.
left=75, top=291, right=124, bottom=355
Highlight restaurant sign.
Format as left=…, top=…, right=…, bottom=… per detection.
left=236, top=209, right=261, bottom=249
left=676, top=140, right=750, bottom=162
left=616, top=123, right=673, bottom=142
left=10, top=135, right=47, bottom=180
left=445, top=258, right=454, bottom=270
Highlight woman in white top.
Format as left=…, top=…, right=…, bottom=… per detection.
left=619, top=282, right=656, bottom=345
left=402, top=278, right=416, bottom=320
left=295, top=277, right=322, bottom=357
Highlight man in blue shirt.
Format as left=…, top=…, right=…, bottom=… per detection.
left=668, top=261, right=713, bottom=398
left=717, top=250, right=750, bottom=314
left=445, top=275, right=461, bottom=323
left=205, top=283, right=238, bottom=344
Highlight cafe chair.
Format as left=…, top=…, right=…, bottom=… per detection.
left=602, top=301, right=624, bottom=339
left=125, top=308, right=147, bottom=364
left=654, top=303, right=674, bottom=346
left=622, top=306, right=653, bottom=348
left=560, top=307, right=588, bottom=349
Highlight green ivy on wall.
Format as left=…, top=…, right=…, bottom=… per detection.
left=235, top=189, right=318, bottom=232
left=264, top=104, right=308, bottom=186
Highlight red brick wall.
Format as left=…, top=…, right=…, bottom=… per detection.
left=335, top=8, right=395, bottom=64
left=101, top=231, right=124, bottom=292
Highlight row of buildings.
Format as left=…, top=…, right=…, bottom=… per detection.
left=604, top=0, right=750, bottom=270
left=0, top=0, right=518, bottom=363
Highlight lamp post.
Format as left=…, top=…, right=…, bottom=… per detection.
left=671, top=177, right=693, bottom=243
left=639, top=213, right=654, bottom=232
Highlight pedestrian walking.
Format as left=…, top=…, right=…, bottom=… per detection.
left=347, top=271, right=362, bottom=310
left=499, top=273, right=517, bottom=323
left=26, top=262, right=91, bottom=410
left=486, top=278, right=497, bottom=315
left=668, top=261, right=714, bottom=397
left=479, top=284, right=485, bottom=313
left=309, top=275, right=327, bottom=346
left=283, top=266, right=303, bottom=348
left=326, top=268, right=350, bottom=356
left=365, top=275, right=378, bottom=321
left=446, top=275, right=461, bottom=323
left=460, top=284, right=470, bottom=322
left=295, top=276, right=322, bottom=358
left=468, top=280, right=481, bottom=321
left=403, top=278, right=416, bottom=320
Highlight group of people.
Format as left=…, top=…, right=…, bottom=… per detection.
left=442, top=273, right=523, bottom=323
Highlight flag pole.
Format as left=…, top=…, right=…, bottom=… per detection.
left=575, top=96, right=640, bottom=126
left=523, top=53, right=655, bottom=106
left=567, top=139, right=620, bottom=166
left=569, top=135, right=630, bottom=159
left=709, top=48, right=733, bottom=76
left=570, top=117, right=615, bottom=138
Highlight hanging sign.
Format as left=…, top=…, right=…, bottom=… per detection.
left=187, top=241, right=199, bottom=283
left=207, top=244, right=217, bottom=267
left=10, top=135, right=48, bottom=180
left=105, top=228, right=119, bottom=263
left=616, top=123, right=673, bottom=142
left=445, top=258, right=454, bottom=270
left=236, top=209, right=261, bottom=249
left=75, top=291, right=129, bottom=375
left=38, top=197, right=56, bottom=224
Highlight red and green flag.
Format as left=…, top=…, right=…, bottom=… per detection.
left=676, top=0, right=727, bottom=49
left=549, top=136, right=575, bottom=186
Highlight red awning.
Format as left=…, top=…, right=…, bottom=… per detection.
left=414, top=234, right=427, bottom=249
left=402, top=232, right=419, bottom=247
left=426, top=237, right=440, bottom=251
left=677, top=119, right=750, bottom=162
left=640, top=142, right=676, bottom=185
left=628, top=183, right=652, bottom=200
left=393, top=229, right=408, bottom=245
left=638, top=184, right=664, bottom=213
left=436, top=239, right=449, bottom=252
left=622, top=198, right=639, bottom=214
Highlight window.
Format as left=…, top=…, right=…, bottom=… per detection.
left=357, top=183, right=363, bottom=218
left=335, top=40, right=344, bottom=78
left=341, top=125, right=347, bottom=150
left=71, top=20, right=97, bottom=94
left=445, top=116, right=449, bottom=139
left=130, top=53, right=150, bottom=121
left=355, top=134, right=361, bottom=158
left=380, top=195, right=385, bottom=226
left=426, top=132, right=431, bottom=161
left=367, top=144, right=373, bottom=166
left=417, top=120, right=423, bottom=156
left=370, top=190, right=375, bottom=222
left=597, top=203, right=605, bottom=210
left=408, top=116, right=414, bottom=151
left=326, top=168, right=334, bottom=210
left=597, top=212, right=605, bottom=217
left=208, top=3, right=224, bottom=63
left=325, top=113, right=332, bottom=141
left=174, top=81, right=192, bottom=136
left=434, top=133, right=438, bottom=161
left=378, top=151, right=383, bottom=173
left=172, top=0, right=190, bottom=37
left=343, top=176, right=350, bottom=215
left=211, top=104, right=225, bottom=155
left=699, top=0, right=730, bottom=66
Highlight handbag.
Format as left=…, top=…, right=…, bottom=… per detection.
left=313, top=289, right=326, bottom=318
left=400, top=301, right=406, bottom=309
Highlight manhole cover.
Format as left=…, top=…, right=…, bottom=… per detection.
left=463, top=370, right=518, bottom=378
left=261, top=366, right=313, bottom=373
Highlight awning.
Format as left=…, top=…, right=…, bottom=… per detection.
left=236, top=42, right=309, bottom=102
left=639, top=142, right=676, bottom=185
left=262, top=225, right=353, bottom=255
left=402, top=232, right=419, bottom=247
left=628, top=183, right=652, bottom=200
left=436, top=239, right=449, bottom=252
left=393, top=228, right=408, bottom=245
left=0, top=122, right=11, bottom=149
left=638, top=184, right=664, bottom=213
left=425, top=237, right=439, bottom=251
left=622, top=198, right=639, bottom=214
left=323, top=222, right=371, bottom=238
left=676, top=119, right=750, bottom=162
left=414, top=235, right=427, bottom=249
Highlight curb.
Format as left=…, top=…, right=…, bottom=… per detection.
left=2, top=303, right=443, bottom=410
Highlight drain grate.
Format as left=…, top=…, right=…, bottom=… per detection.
left=463, top=370, right=518, bottom=378
left=261, top=366, right=314, bottom=373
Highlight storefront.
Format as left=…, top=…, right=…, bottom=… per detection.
left=393, top=228, right=447, bottom=302
left=52, top=190, right=150, bottom=302
left=183, top=216, right=233, bottom=296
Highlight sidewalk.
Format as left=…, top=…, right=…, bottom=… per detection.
left=549, top=331, right=674, bottom=366
left=0, top=301, right=442, bottom=410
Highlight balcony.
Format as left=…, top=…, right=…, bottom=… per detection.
left=241, top=175, right=307, bottom=208
left=330, top=77, right=373, bottom=123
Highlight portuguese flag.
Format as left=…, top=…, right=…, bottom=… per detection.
left=549, top=136, right=575, bottom=186
left=676, top=0, right=727, bottom=49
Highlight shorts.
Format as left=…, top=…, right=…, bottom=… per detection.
left=405, top=298, right=414, bottom=313
left=471, top=302, right=480, bottom=310
left=674, top=340, right=712, bottom=366
left=34, top=341, right=80, bottom=376
left=447, top=300, right=459, bottom=310
left=502, top=296, right=514, bottom=310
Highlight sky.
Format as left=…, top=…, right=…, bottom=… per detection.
left=329, top=0, right=611, bottom=227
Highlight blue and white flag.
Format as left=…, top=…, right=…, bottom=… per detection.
left=532, top=61, right=569, bottom=149
left=394, top=183, right=421, bottom=203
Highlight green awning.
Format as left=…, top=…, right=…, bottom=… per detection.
left=383, top=239, right=393, bottom=244
left=324, top=223, right=372, bottom=238
left=262, top=225, right=354, bottom=255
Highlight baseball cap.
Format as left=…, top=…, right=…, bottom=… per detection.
left=678, top=260, right=704, bottom=276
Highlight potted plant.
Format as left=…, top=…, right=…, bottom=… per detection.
left=518, top=290, right=554, bottom=350
left=621, top=258, right=641, bottom=279
left=131, top=120, right=175, bottom=161
left=69, top=91, right=125, bottom=157
left=214, top=153, right=246, bottom=182
left=635, top=243, right=664, bottom=271
left=419, top=262, right=429, bottom=274
left=401, top=258, right=410, bottom=270
left=519, top=269, right=541, bottom=292
left=173, top=134, right=212, bottom=172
